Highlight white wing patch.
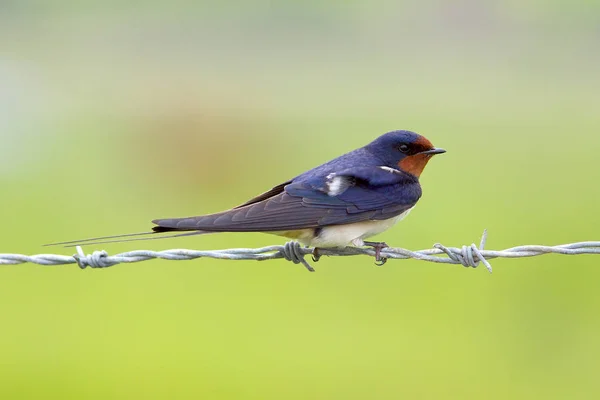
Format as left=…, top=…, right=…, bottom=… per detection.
left=325, top=167, right=399, bottom=197
left=325, top=173, right=353, bottom=197
left=379, top=166, right=400, bottom=174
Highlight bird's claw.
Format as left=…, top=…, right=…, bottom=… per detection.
left=375, top=257, right=387, bottom=266
left=312, top=248, right=322, bottom=262
left=363, top=241, right=389, bottom=266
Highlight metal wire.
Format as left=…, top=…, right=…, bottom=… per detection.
left=1, top=230, right=599, bottom=272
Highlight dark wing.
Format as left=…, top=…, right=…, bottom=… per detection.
left=233, top=180, right=292, bottom=209
left=152, top=166, right=422, bottom=232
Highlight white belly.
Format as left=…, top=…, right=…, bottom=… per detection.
left=307, top=207, right=413, bottom=247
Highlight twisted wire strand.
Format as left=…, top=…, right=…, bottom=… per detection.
left=1, top=230, right=599, bottom=272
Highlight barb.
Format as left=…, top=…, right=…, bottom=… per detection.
left=1, top=231, right=599, bottom=272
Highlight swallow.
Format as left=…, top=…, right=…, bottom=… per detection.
left=50, top=130, right=445, bottom=264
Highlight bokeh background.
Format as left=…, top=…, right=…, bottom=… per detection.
left=1, top=1, right=599, bottom=399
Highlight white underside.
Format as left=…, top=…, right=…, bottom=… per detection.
left=294, top=207, right=414, bottom=247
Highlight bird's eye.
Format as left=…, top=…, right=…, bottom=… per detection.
left=398, top=144, right=409, bottom=153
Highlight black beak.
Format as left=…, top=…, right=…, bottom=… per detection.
left=419, top=148, right=446, bottom=155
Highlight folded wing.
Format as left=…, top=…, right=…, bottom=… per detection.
left=152, top=166, right=422, bottom=232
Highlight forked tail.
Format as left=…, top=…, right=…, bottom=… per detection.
left=45, top=230, right=209, bottom=248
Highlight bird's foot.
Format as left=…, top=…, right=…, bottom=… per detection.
left=363, top=241, right=389, bottom=266
left=312, top=247, right=322, bottom=263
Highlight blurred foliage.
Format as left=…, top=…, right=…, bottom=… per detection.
left=1, top=1, right=599, bottom=399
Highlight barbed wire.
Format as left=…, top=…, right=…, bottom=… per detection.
left=1, top=231, right=599, bottom=272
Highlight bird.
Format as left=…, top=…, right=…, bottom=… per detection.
left=49, top=130, right=445, bottom=263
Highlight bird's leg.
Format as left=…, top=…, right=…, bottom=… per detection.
left=363, top=241, right=389, bottom=266
left=312, top=247, right=322, bottom=262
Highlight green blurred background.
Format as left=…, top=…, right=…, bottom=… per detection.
left=1, top=1, right=599, bottom=399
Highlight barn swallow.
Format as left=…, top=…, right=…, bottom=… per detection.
left=50, top=130, right=445, bottom=263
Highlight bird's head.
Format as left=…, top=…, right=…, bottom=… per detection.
left=366, top=130, right=445, bottom=178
